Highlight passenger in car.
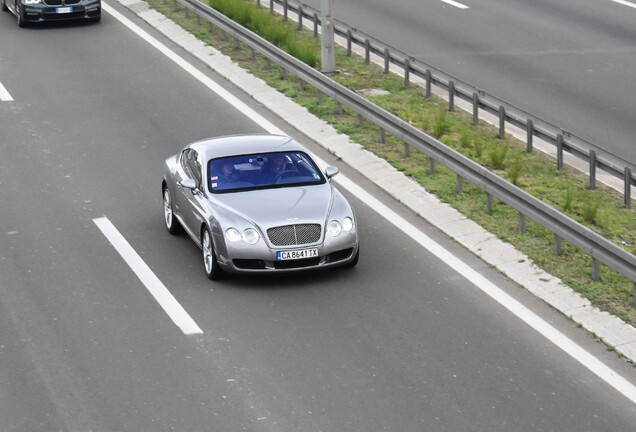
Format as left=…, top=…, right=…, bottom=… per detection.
left=212, top=161, right=239, bottom=189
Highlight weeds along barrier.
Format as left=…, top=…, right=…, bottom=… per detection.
left=172, top=0, right=636, bottom=297
left=266, top=0, right=635, bottom=210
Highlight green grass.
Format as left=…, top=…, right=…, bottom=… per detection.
left=144, top=0, right=636, bottom=326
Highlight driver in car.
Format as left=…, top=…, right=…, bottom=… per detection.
left=261, top=153, right=292, bottom=184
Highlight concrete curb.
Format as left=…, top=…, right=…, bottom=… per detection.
left=114, top=0, right=636, bottom=364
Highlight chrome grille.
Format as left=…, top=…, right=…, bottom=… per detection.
left=267, top=224, right=321, bottom=246
left=44, top=0, right=81, bottom=5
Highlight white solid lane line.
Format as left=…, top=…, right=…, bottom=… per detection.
left=0, top=81, right=14, bottom=102
left=102, top=2, right=636, bottom=403
left=93, top=217, right=203, bottom=335
left=612, top=0, right=636, bottom=8
left=441, top=0, right=469, bottom=9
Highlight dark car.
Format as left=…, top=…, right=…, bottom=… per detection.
left=2, top=0, right=100, bottom=26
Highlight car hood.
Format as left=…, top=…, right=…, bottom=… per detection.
left=213, top=184, right=333, bottom=228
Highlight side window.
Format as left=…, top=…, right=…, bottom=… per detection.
left=180, top=149, right=202, bottom=185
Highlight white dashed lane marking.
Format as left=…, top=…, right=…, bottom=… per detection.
left=93, top=216, right=203, bottom=336
left=0, top=80, right=14, bottom=102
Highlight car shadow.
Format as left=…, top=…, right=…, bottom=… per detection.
left=17, top=18, right=100, bottom=30
left=216, top=265, right=358, bottom=292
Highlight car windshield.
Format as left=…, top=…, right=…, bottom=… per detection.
left=208, top=151, right=325, bottom=193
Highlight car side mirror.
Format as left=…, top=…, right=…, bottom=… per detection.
left=325, top=166, right=339, bottom=179
left=179, top=178, right=198, bottom=190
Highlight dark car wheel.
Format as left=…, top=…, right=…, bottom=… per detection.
left=202, top=227, right=223, bottom=280
left=163, top=186, right=182, bottom=234
left=15, top=1, right=25, bottom=27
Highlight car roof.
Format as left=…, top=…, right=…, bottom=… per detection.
left=187, top=134, right=308, bottom=161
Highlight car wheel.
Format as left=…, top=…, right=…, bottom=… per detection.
left=202, top=227, right=223, bottom=280
left=15, top=1, right=25, bottom=27
left=162, top=186, right=182, bottom=234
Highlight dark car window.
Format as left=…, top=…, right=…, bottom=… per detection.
left=208, top=151, right=325, bottom=193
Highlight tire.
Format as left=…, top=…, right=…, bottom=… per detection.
left=202, top=227, right=224, bottom=280
left=162, top=186, right=182, bottom=234
left=15, top=1, right=25, bottom=27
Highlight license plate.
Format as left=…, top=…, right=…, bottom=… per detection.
left=277, top=248, right=318, bottom=261
left=56, top=7, right=73, bottom=13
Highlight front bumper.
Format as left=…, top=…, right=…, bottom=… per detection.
left=21, top=1, right=100, bottom=22
left=217, top=230, right=359, bottom=274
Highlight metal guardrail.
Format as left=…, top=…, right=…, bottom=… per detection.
left=172, top=0, right=636, bottom=293
left=268, top=0, right=635, bottom=210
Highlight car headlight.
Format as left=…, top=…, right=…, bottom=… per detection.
left=342, top=217, right=354, bottom=232
left=242, top=228, right=260, bottom=244
left=226, top=227, right=242, bottom=243
left=327, top=220, right=342, bottom=237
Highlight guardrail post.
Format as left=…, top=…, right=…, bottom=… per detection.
left=404, top=59, right=410, bottom=89
left=589, top=150, right=597, bottom=190
left=486, top=193, right=493, bottom=214
left=365, top=39, right=371, bottom=64
left=298, top=6, right=303, bottom=30
left=625, top=167, right=632, bottom=209
left=235, top=38, right=241, bottom=50
left=633, top=282, right=636, bottom=306
left=358, top=114, right=364, bottom=127
left=266, top=58, right=271, bottom=69
left=318, top=91, right=323, bottom=104
left=197, top=14, right=200, bottom=26
left=472, top=92, right=479, bottom=124
left=554, top=234, right=562, bottom=256
left=313, top=14, right=319, bottom=38
left=518, top=212, right=526, bottom=233
left=592, top=258, right=600, bottom=281
left=498, top=106, right=505, bottom=139
left=527, top=119, right=534, bottom=153
left=185, top=7, right=189, bottom=19
left=556, top=134, right=564, bottom=170
left=347, top=30, right=352, bottom=56
left=299, top=78, right=304, bottom=92
left=448, top=81, right=455, bottom=112
left=283, top=0, right=288, bottom=21
left=209, top=21, right=213, bottom=33
left=425, top=70, right=432, bottom=98
left=457, top=175, right=464, bottom=193
left=380, top=128, right=386, bottom=143
left=281, top=68, right=287, bottom=80
left=173, top=0, right=177, bottom=11
left=257, top=0, right=260, bottom=6
left=250, top=47, right=255, bottom=60
left=429, top=157, right=435, bottom=172
left=270, top=0, right=274, bottom=14
left=384, top=49, right=390, bottom=74
left=404, top=142, right=411, bottom=157
left=337, top=102, right=343, bottom=115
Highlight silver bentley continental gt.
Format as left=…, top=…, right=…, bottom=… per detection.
left=162, top=135, right=359, bottom=280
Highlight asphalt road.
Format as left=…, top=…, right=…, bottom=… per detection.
left=301, top=0, right=636, bottom=166
left=1, top=4, right=636, bottom=431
